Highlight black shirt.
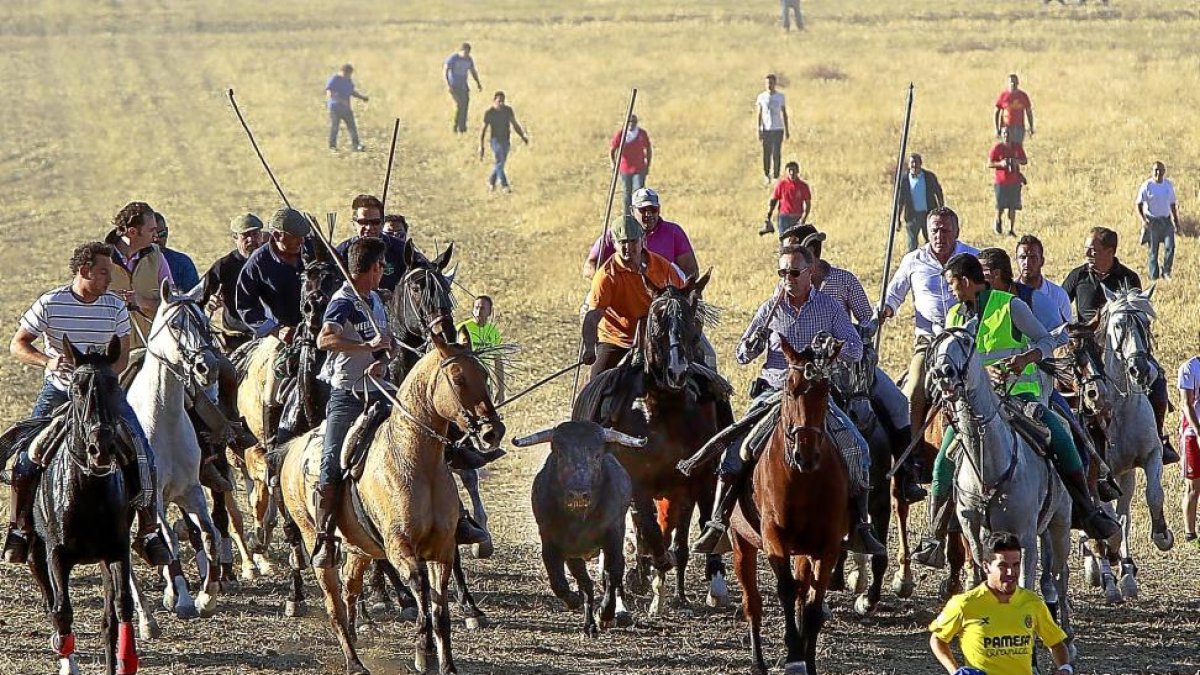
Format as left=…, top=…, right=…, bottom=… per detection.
left=203, top=248, right=254, bottom=333
left=483, top=105, right=516, bottom=143
left=1061, top=258, right=1142, bottom=322
left=335, top=233, right=408, bottom=292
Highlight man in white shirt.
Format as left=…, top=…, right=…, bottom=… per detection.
left=880, top=206, right=979, bottom=435
left=1135, top=161, right=1180, bottom=281
left=755, top=74, right=789, bottom=185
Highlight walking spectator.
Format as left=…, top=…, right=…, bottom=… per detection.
left=326, top=64, right=368, bottom=152
left=1135, top=161, right=1180, bottom=281
left=479, top=91, right=528, bottom=193
left=989, top=126, right=1027, bottom=236
left=762, top=161, right=810, bottom=236
left=755, top=74, right=789, bottom=185
left=153, top=212, right=200, bottom=292
left=445, top=43, right=482, bottom=134
left=897, top=153, right=945, bottom=252
left=457, top=295, right=506, bottom=401
left=994, top=73, right=1035, bottom=147
left=781, top=0, right=803, bottom=31
left=1178, top=352, right=1200, bottom=546
left=610, top=114, right=652, bottom=215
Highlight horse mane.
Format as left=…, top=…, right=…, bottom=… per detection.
left=472, top=343, right=519, bottom=390
left=1099, top=287, right=1157, bottom=326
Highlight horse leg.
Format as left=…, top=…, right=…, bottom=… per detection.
left=731, top=531, right=767, bottom=675
left=179, top=512, right=208, bottom=581
left=670, top=497, right=695, bottom=609
left=632, top=495, right=670, bottom=616
left=414, top=562, right=434, bottom=673
left=766, top=548, right=801, bottom=670
left=943, top=534, right=966, bottom=600
left=804, top=549, right=839, bottom=675
left=28, top=537, right=53, bottom=612
left=565, top=557, right=597, bottom=638
left=47, top=549, right=80, bottom=675
left=379, top=560, right=419, bottom=620
left=341, top=553, right=372, bottom=643
left=222, top=490, right=260, bottom=581
left=181, top=487, right=223, bottom=617
left=1116, top=471, right=1140, bottom=600
left=112, top=556, right=139, bottom=675
left=313, top=555, right=368, bottom=675
left=452, top=548, right=486, bottom=629
left=458, top=469, right=492, bottom=560
left=1143, top=457, right=1174, bottom=551
left=1049, top=508, right=1074, bottom=658
left=426, top=560, right=458, bottom=675
left=858, top=475, right=891, bottom=615
left=599, top=524, right=626, bottom=630
left=159, top=502, right=198, bottom=620
left=697, top=478, right=729, bottom=609
left=128, top=572, right=160, bottom=639
left=283, top=514, right=307, bottom=618
left=892, top=497, right=915, bottom=598
left=101, top=561, right=117, bottom=675
left=209, top=487, right=238, bottom=589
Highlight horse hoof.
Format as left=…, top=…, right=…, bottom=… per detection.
left=196, top=592, right=218, bottom=618
left=582, top=623, right=599, bottom=638
left=255, top=556, right=275, bottom=576
left=1120, top=574, right=1138, bottom=600
left=347, top=661, right=371, bottom=675
left=1152, top=529, right=1174, bottom=552
left=854, top=595, right=874, bottom=617
left=285, top=600, right=306, bottom=618
left=1083, top=556, right=1101, bottom=587
left=368, top=601, right=391, bottom=617
left=175, top=602, right=200, bottom=620
left=139, top=620, right=161, bottom=640
left=465, top=614, right=487, bottom=630
left=413, top=650, right=429, bottom=673
left=471, top=540, right=494, bottom=560
left=241, top=566, right=260, bottom=582
left=706, top=577, right=729, bottom=609
left=783, top=661, right=809, bottom=675
left=399, top=606, right=419, bottom=622
left=562, top=591, right=583, bottom=611
left=615, top=610, right=634, bottom=628
left=1103, top=581, right=1123, bottom=605
left=598, top=617, right=614, bottom=631
left=892, top=573, right=914, bottom=599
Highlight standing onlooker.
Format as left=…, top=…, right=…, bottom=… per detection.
left=897, top=153, right=945, bottom=252
left=781, top=0, right=803, bottom=31
left=479, top=91, right=529, bottom=193
left=762, top=161, right=810, bottom=236
left=994, top=73, right=1035, bottom=147
left=326, top=64, right=368, bottom=152
left=988, top=126, right=1027, bottom=236
left=457, top=295, right=506, bottom=402
left=755, top=74, right=789, bottom=185
left=1135, top=161, right=1180, bottom=281
left=610, top=115, right=652, bottom=215
left=445, top=43, right=482, bottom=134
left=153, top=212, right=200, bottom=292
left=1178, top=351, right=1200, bottom=546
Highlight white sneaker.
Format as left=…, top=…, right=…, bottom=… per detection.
left=487, top=183, right=496, bottom=193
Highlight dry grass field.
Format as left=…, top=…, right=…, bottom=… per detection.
left=1, top=0, right=1199, bottom=673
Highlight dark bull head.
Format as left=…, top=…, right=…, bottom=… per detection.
left=516, top=421, right=645, bottom=513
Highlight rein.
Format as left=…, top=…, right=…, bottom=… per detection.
left=367, top=350, right=500, bottom=446
left=64, top=369, right=120, bottom=478
left=144, top=301, right=219, bottom=386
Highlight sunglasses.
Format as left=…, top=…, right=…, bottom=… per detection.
left=637, top=207, right=659, bottom=214
left=355, top=218, right=382, bottom=226
left=778, top=268, right=810, bottom=279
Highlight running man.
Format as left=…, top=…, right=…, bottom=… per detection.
left=445, top=43, right=482, bottom=134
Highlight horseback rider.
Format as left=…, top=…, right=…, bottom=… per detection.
left=692, top=244, right=887, bottom=556
left=201, top=213, right=265, bottom=353
left=4, top=242, right=171, bottom=566
left=581, top=187, right=698, bottom=280
left=103, top=202, right=174, bottom=349
left=880, top=206, right=979, bottom=465
left=782, top=223, right=927, bottom=505
left=912, top=253, right=1120, bottom=568
left=1061, top=226, right=1179, bottom=465
left=335, top=194, right=409, bottom=293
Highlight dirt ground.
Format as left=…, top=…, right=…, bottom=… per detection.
left=1, top=0, right=1199, bottom=673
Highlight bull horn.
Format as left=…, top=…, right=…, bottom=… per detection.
left=602, top=428, right=647, bottom=448
left=512, top=428, right=555, bottom=447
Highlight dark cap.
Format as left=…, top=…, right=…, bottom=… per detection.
left=268, top=208, right=312, bottom=237
left=609, top=215, right=644, bottom=242
left=230, top=213, right=264, bottom=234
left=779, top=223, right=826, bottom=248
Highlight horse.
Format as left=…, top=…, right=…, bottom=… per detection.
left=279, top=332, right=504, bottom=675
left=25, top=336, right=140, bottom=675
left=925, top=325, right=1074, bottom=644
left=126, top=280, right=225, bottom=620
left=729, top=336, right=849, bottom=675
left=1080, top=286, right=1174, bottom=601
left=573, top=272, right=729, bottom=617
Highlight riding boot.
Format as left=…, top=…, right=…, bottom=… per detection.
left=2, top=457, right=41, bottom=564
left=912, top=492, right=954, bottom=569
left=846, top=492, right=887, bottom=556
left=262, top=402, right=284, bottom=450
left=134, top=505, right=173, bottom=567
left=310, top=483, right=343, bottom=569
left=692, top=471, right=744, bottom=555
left=455, top=501, right=490, bottom=546
left=1061, top=468, right=1121, bottom=540
left=1151, top=395, right=1180, bottom=465
left=891, top=425, right=928, bottom=505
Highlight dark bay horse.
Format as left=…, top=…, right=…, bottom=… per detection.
left=573, top=272, right=729, bottom=616
left=730, top=336, right=848, bottom=675
left=27, top=336, right=140, bottom=675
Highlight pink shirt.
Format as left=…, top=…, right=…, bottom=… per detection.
left=590, top=219, right=694, bottom=266
left=610, top=128, right=651, bottom=174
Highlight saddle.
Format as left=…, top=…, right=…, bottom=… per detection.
left=997, top=397, right=1051, bottom=457
left=339, top=401, right=391, bottom=482
left=572, top=360, right=645, bottom=429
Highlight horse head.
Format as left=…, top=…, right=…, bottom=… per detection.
left=62, top=335, right=123, bottom=476
left=300, top=242, right=344, bottom=335
left=779, top=333, right=840, bottom=473
left=1062, top=315, right=1112, bottom=417
left=429, top=332, right=505, bottom=449
left=641, top=270, right=712, bottom=391
left=927, top=324, right=981, bottom=405
left=1099, top=284, right=1157, bottom=391
left=149, top=279, right=222, bottom=389
left=392, top=240, right=457, bottom=346
left=829, top=326, right=878, bottom=430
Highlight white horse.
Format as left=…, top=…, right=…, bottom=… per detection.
left=1081, top=286, right=1173, bottom=602
left=927, top=325, right=1074, bottom=645
left=127, top=280, right=225, bottom=620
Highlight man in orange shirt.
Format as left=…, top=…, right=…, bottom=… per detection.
left=582, top=215, right=685, bottom=377
left=994, top=73, right=1035, bottom=148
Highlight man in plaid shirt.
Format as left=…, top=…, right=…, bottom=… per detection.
left=692, top=244, right=886, bottom=556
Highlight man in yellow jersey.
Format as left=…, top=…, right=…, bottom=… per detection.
left=457, top=294, right=505, bottom=402
left=930, top=531, right=1073, bottom=675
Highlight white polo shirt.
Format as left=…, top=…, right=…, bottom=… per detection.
left=1135, top=178, right=1177, bottom=219
left=756, top=90, right=786, bottom=131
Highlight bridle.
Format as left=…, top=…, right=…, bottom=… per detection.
left=146, top=300, right=219, bottom=387
left=1102, top=306, right=1154, bottom=394
left=65, top=366, right=120, bottom=477
left=397, top=266, right=456, bottom=348
left=371, top=349, right=502, bottom=446
left=780, top=354, right=833, bottom=469
left=643, top=290, right=698, bottom=389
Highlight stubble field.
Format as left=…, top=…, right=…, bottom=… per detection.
left=0, top=1, right=1198, bottom=673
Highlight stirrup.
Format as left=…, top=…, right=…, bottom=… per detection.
left=3, top=529, right=29, bottom=565
left=138, top=532, right=173, bottom=567
left=912, top=539, right=946, bottom=569
left=692, top=521, right=730, bottom=555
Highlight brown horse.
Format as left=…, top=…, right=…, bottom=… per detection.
left=279, top=333, right=503, bottom=675
left=729, top=336, right=847, bottom=675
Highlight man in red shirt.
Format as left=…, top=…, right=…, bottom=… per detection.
left=761, top=160, right=811, bottom=236
left=610, top=114, right=652, bottom=216
left=989, top=126, right=1028, bottom=236
left=994, top=73, right=1035, bottom=148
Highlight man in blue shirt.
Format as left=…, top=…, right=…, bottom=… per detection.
left=334, top=195, right=408, bottom=292
left=235, top=208, right=310, bottom=342
left=326, top=63, right=369, bottom=152
left=444, top=43, right=482, bottom=134
left=153, top=212, right=200, bottom=292
left=897, top=154, right=945, bottom=252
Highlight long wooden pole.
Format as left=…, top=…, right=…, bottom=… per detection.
left=874, top=83, right=915, bottom=354
left=228, top=89, right=291, bottom=209
left=381, top=118, right=400, bottom=214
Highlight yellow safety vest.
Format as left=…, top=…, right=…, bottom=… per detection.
left=457, top=319, right=502, bottom=350
left=947, top=289, right=1040, bottom=397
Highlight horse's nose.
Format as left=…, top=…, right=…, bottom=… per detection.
left=565, top=490, right=592, bottom=511
left=194, top=361, right=210, bottom=378
left=87, top=443, right=101, bottom=458
left=479, top=420, right=506, bottom=449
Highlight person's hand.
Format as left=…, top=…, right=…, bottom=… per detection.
left=277, top=326, right=296, bottom=345
left=206, top=294, right=223, bottom=313
left=581, top=345, right=597, bottom=366
left=746, top=326, right=772, bottom=354
left=1028, top=127, right=1035, bottom=136
left=785, top=130, right=790, bottom=141
left=48, top=354, right=74, bottom=380
left=521, top=136, right=529, bottom=145
left=878, top=305, right=895, bottom=323
left=757, top=130, right=764, bottom=142
left=362, top=96, right=370, bottom=103
left=365, top=334, right=391, bottom=352
left=367, top=360, right=387, bottom=380
left=115, top=289, right=137, bottom=306
left=476, top=83, right=483, bottom=92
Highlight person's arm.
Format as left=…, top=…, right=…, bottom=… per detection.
left=470, top=63, right=482, bottom=91
left=610, top=131, right=620, bottom=166
left=581, top=237, right=604, bottom=279
left=929, top=634, right=959, bottom=674
left=674, top=252, right=699, bottom=279
left=798, top=191, right=811, bottom=223
left=845, top=276, right=875, bottom=326
left=352, top=88, right=369, bottom=102
left=317, top=321, right=389, bottom=354
left=994, top=106, right=1003, bottom=136
left=829, top=304, right=864, bottom=363
left=10, top=326, right=53, bottom=371
left=1171, top=201, right=1180, bottom=230
left=755, top=98, right=764, bottom=135
left=444, top=62, right=454, bottom=89
left=766, top=197, right=779, bottom=220
left=478, top=118, right=490, bottom=159
left=643, top=133, right=652, bottom=174
left=931, top=171, right=945, bottom=208
left=511, top=115, right=529, bottom=144
left=234, top=263, right=277, bottom=339
left=882, top=254, right=914, bottom=319
left=987, top=147, right=1007, bottom=170
left=782, top=103, right=790, bottom=140
left=1184, top=386, right=1200, bottom=433
left=1026, top=103, right=1036, bottom=135
left=581, top=309, right=602, bottom=365
left=736, top=299, right=775, bottom=365
left=996, top=298, right=1055, bottom=376
left=114, top=334, right=130, bottom=375
left=1137, top=197, right=1150, bottom=224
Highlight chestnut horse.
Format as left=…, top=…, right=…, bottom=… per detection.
left=729, top=336, right=848, bottom=675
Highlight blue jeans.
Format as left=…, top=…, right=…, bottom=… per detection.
left=620, top=171, right=646, bottom=215
left=328, top=104, right=360, bottom=149
left=781, top=0, right=803, bottom=29
left=1146, top=216, right=1174, bottom=279
left=450, top=87, right=470, bottom=133
left=489, top=138, right=511, bottom=188
left=319, top=388, right=390, bottom=486
left=776, top=213, right=802, bottom=235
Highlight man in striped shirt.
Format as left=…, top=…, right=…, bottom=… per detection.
left=4, top=242, right=170, bottom=566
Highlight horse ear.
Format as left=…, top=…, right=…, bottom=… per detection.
left=160, top=278, right=174, bottom=306
left=778, top=334, right=801, bottom=365
left=689, top=269, right=712, bottom=298
left=403, top=238, right=417, bottom=267
left=1144, top=282, right=1156, bottom=300
left=434, top=242, right=455, bottom=271
left=62, top=334, right=83, bottom=366
left=828, top=338, right=844, bottom=360
left=429, top=329, right=452, bottom=357
left=104, top=335, right=122, bottom=366
left=182, top=279, right=205, bottom=305
left=1100, top=284, right=1118, bottom=304
left=444, top=263, right=458, bottom=285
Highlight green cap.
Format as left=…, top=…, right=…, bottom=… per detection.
left=230, top=213, right=264, bottom=234
left=609, top=215, right=643, bottom=242
left=267, top=208, right=311, bottom=237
